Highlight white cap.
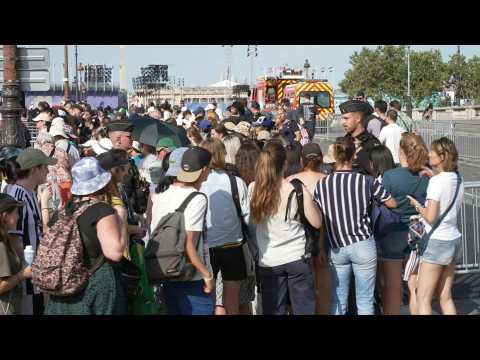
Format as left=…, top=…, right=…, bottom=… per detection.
left=57, top=109, right=67, bottom=117
left=205, top=104, right=215, bottom=111
left=132, top=141, right=141, bottom=152
left=92, top=138, right=113, bottom=155
left=51, top=117, right=65, bottom=128
left=181, top=106, right=188, bottom=112
left=33, top=112, right=51, bottom=122
left=147, top=106, right=155, bottom=114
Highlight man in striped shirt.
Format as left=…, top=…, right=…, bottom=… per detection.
left=5, top=149, right=56, bottom=315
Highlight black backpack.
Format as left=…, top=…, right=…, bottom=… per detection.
left=285, top=178, right=320, bottom=258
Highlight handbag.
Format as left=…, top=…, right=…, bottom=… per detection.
left=116, top=255, right=141, bottom=301
left=366, top=176, right=401, bottom=239
left=416, top=172, right=462, bottom=256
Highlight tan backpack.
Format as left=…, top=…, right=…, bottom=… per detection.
left=32, top=200, right=104, bottom=296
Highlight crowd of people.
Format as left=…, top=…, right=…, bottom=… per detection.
left=0, top=94, right=464, bottom=315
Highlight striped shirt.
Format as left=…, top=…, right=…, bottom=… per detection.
left=4, top=184, right=43, bottom=296
left=314, top=170, right=391, bottom=249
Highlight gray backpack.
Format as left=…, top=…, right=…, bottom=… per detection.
left=145, top=191, right=207, bottom=284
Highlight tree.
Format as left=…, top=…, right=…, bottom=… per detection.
left=466, top=56, right=480, bottom=102
left=339, top=45, right=407, bottom=100
left=445, top=53, right=469, bottom=103
left=410, top=49, right=447, bottom=106
left=340, top=46, right=451, bottom=106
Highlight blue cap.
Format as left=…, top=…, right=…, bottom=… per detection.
left=199, top=119, right=212, bottom=130
left=165, top=147, right=189, bottom=177
left=193, top=106, right=205, bottom=116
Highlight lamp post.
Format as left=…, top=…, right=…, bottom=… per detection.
left=328, top=66, right=335, bottom=85
left=247, top=45, right=258, bottom=88
left=0, top=45, right=25, bottom=148
left=303, top=59, right=311, bottom=80
left=406, top=45, right=413, bottom=118
left=63, top=45, right=70, bottom=101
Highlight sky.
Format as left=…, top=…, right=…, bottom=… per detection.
left=23, top=45, right=480, bottom=91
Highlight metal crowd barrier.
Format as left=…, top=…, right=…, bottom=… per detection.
left=415, top=121, right=480, bottom=163
left=457, top=181, right=480, bottom=274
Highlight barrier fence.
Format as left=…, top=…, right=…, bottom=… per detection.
left=457, top=181, right=480, bottom=274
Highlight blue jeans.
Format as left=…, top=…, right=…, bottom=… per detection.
left=163, top=280, right=215, bottom=315
left=329, top=238, right=377, bottom=315
left=259, top=258, right=316, bottom=315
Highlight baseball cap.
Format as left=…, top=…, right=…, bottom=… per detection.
left=132, top=141, right=141, bottom=153
left=0, top=193, right=24, bottom=213
left=193, top=106, right=205, bottom=116
left=33, top=112, right=51, bottom=122
left=205, top=104, right=215, bottom=111
left=97, top=150, right=130, bottom=171
left=302, top=143, right=323, bottom=159
left=199, top=119, right=212, bottom=130
left=177, top=147, right=212, bottom=183
left=165, top=147, right=189, bottom=177
left=156, top=137, right=178, bottom=152
left=16, top=148, right=57, bottom=171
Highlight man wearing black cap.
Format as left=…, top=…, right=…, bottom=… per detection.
left=356, top=91, right=366, bottom=102
left=107, top=120, right=149, bottom=217
left=340, top=100, right=381, bottom=175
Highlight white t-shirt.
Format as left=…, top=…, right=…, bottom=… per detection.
left=54, top=139, right=80, bottom=166
left=199, top=170, right=249, bottom=248
left=423, top=172, right=464, bottom=240
left=138, top=154, right=157, bottom=184
left=378, top=123, right=406, bottom=164
left=248, top=182, right=307, bottom=268
left=150, top=185, right=210, bottom=281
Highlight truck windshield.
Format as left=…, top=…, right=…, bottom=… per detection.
left=299, top=91, right=331, bottom=108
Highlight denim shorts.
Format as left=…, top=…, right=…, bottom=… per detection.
left=420, top=236, right=462, bottom=266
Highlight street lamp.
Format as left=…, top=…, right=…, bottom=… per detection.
left=303, top=59, right=311, bottom=79
left=0, top=45, right=25, bottom=148
left=406, top=45, right=413, bottom=118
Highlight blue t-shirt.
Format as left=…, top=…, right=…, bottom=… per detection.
left=382, top=166, right=429, bottom=225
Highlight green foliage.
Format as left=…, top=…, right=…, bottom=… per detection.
left=339, top=46, right=476, bottom=106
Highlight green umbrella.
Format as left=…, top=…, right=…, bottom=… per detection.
left=129, top=115, right=190, bottom=148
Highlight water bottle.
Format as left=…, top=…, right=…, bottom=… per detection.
left=24, top=246, right=34, bottom=266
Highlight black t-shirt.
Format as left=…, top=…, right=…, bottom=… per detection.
left=346, top=131, right=381, bottom=176
left=77, top=202, right=116, bottom=266
left=281, top=119, right=300, bottom=144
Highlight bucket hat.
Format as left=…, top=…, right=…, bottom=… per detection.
left=71, top=157, right=112, bottom=196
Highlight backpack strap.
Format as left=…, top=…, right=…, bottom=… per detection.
left=176, top=191, right=207, bottom=213
left=227, top=173, right=250, bottom=240
left=48, top=145, right=56, bottom=158
left=289, top=178, right=306, bottom=225
left=66, top=142, right=71, bottom=155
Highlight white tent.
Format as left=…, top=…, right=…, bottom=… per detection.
left=209, top=79, right=239, bottom=88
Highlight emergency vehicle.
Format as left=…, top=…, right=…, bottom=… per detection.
left=250, top=67, right=304, bottom=112
left=250, top=66, right=334, bottom=120
left=284, top=81, right=335, bottom=121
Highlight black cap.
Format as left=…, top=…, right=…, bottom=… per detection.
left=107, top=120, right=134, bottom=133
left=250, top=101, right=260, bottom=110
left=302, top=143, right=323, bottom=159
left=339, top=100, right=373, bottom=116
left=177, top=147, right=212, bottom=183
left=0, top=193, right=24, bottom=213
left=97, top=150, right=130, bottom=171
